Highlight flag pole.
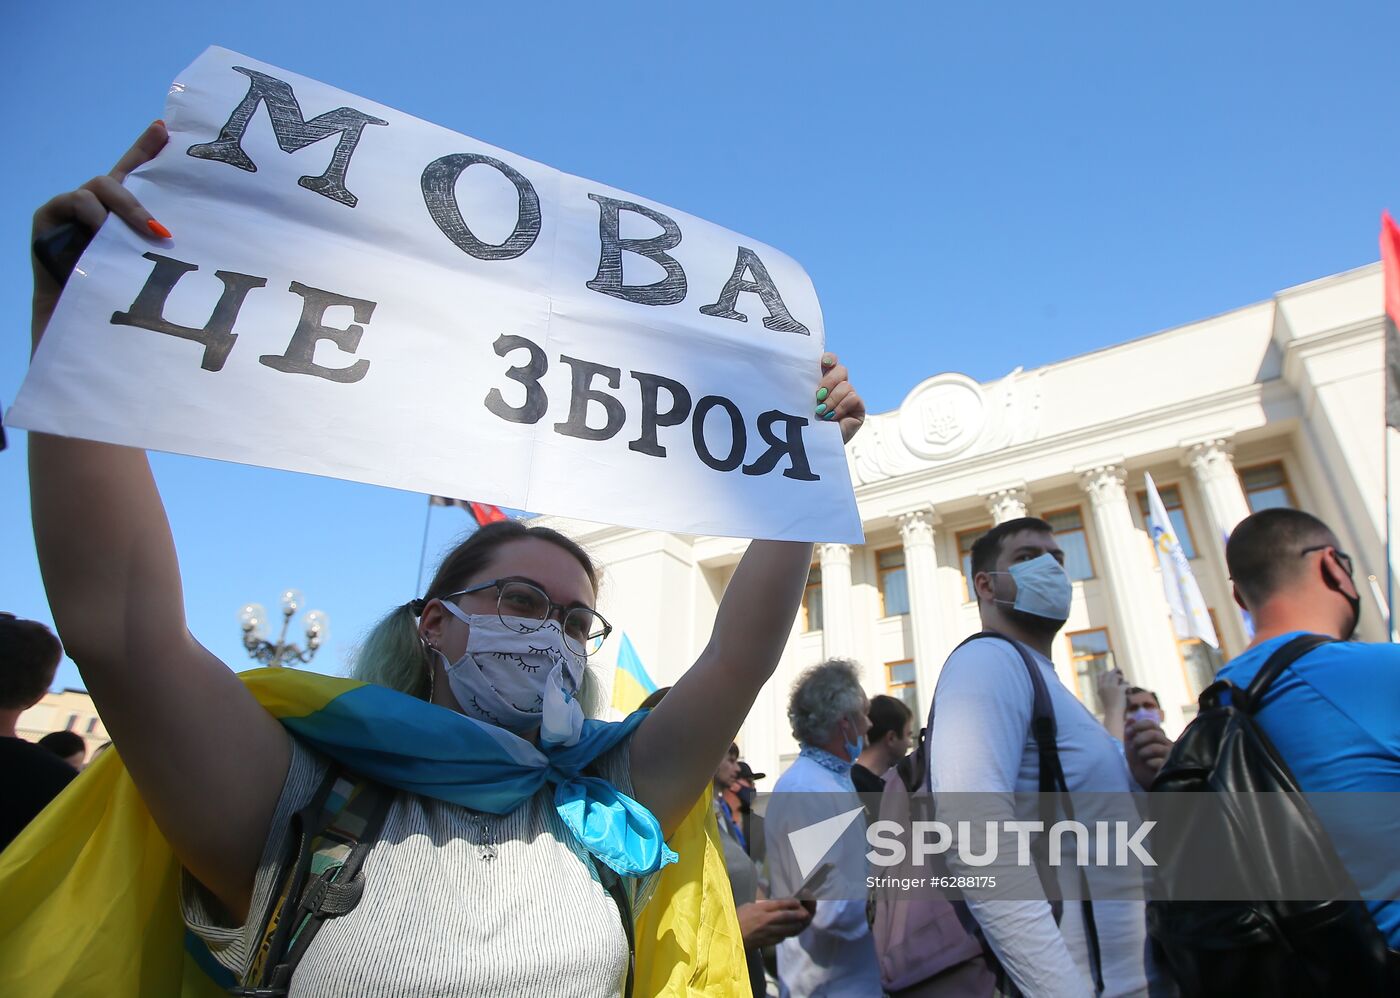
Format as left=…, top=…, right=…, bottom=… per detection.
left=415, top=497, right=433, bottom=596
left=1382, top=210, right=1400, bottom=641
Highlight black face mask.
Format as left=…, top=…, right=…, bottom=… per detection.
left=1341, top=588, right=1362, bottom=640
left=737, top=786, right=756, bottom=810
left=1323, top=566, right=1362, bottom=640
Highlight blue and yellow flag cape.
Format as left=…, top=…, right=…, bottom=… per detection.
left=0, top=669, right=745, bottom=996
left=636, top=793, right=751, bottom=997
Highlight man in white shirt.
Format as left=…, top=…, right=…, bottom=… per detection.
left=765, top=659, right=880, bottom=997
left=927, top=517, right=1157, bottom=998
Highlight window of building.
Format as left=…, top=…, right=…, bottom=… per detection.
left=86, top=717, right=100, bottom=735
left=877, top=547, right=910, bottom=616
left=958, top=525, right=990, bottom=601
left=65, top=714, right=79, bottom=731
left=1178, top=610, right=1225, bottom=700
left=1239, top=462, right=1295, bottom=513
left=1068, top=628, right=1115, bottom=715
left=802, top=565, right=823, bottom=632
left=1136, top=483, right=1198, bottom=560
left=886, top=659, right=917, bottom=713
left=1044, top=507, right=1095, bottom=581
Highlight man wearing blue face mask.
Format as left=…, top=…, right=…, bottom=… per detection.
left=766, top=659, right=880, bottom=997
left=925, top=517, right=1159, bottom=998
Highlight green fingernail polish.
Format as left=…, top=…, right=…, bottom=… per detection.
left=816, top=387, right=828, bottom=402
left=816, top=403, right=827, bottom=415
left=824, top=410, right=836, bottom=420
left=822, top=354, right=835, bottom=366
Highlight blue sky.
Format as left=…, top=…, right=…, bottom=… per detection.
left=3, top=2, right=1397, bottom=693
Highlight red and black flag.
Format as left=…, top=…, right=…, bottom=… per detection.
left=429, top=495, right=510, bottom=525
left=1383, top=211, right=1400, bottom=429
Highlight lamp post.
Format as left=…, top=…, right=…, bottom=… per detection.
left=238, top=589, right=328, bottom=668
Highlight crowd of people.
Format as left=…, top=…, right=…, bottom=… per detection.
left=1, top=119, right=1397, bottom=998
left=686, top=509, right=1397, bottom=997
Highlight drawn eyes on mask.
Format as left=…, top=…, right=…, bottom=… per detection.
left=529, top=643, right=569, bottom=670
left=490, top=651, right=541, bottom=674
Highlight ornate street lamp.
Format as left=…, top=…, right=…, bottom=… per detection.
left=238, top=589, right=328, bottom=668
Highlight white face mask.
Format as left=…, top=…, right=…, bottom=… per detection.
left=434, top=602, right=587, bottom=747
left=1126, top=706, right=1163, bottom=726
left=992, top=552, right=1073, bottom=621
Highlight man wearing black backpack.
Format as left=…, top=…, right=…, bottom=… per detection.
left=1227, top=515, right=1397, bottom=918
left=1146, top=508, right=1400, bottom=994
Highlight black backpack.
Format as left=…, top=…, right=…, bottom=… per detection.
left=1147, top=633, right=1399, bottom=996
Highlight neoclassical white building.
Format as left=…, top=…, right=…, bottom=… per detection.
left=537, top=262, right=1394, bottom=786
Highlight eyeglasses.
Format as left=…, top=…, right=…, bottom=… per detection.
left=444, top=578, right=611, bottom=658
left=1299, top=545, right=1354, bottom=579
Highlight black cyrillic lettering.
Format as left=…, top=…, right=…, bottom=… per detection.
left=187, top=67, right=388, bottom=207
left=699, top=246, right=810, bottom=335
left=629, top=371, right=692, bottom=457
left=259, top=283, right=376, bottom=383
left=110, top=252, right=266, bottom=372
left=743, top=410, right=819, bottom=481
left=421, top=153, right=541, bottom=261
left=554, top=356, right=626, bottom=441
left=485, top=334, right=548, bottom=424
left=585, top=194, right=686, bottom=306
left=692, top=395, right=746, bottom=472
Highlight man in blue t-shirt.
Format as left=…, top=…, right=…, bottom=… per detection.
left=1216, top=508, right=1400, bottom=946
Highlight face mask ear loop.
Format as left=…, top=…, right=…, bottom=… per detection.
left=418, top=635, right=438, bottom=704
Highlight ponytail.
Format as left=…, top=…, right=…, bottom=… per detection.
left=350, top=602, right=429, bottom=698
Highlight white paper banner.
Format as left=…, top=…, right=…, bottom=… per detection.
left=10, top=47, right=862, bottom=543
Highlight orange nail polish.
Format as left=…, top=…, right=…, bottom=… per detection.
left=147, top=219, right=172, bottom=239
left=154, top=118, right=165, bottom=127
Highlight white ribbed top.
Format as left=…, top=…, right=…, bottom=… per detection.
left=183, top=737, right=645, bottom=997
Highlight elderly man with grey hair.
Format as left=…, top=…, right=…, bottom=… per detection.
left=764, top=659, right=877, bottom=997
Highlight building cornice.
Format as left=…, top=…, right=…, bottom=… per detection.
left=853, top=379, right=1294, bottom=515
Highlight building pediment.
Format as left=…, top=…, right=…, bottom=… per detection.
left=848, top=368, right=1044, bottom=485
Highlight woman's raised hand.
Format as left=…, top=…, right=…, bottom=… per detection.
left=31, top=121, right=170, bottom=347
left=816, top=352, right=865, bottom=444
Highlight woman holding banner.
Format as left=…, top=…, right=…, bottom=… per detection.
left=10, top=121, right=866, bottom=998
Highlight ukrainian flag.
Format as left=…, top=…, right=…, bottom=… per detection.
left=611, top=633, right=659, bottom=712
left=0, top=668, right=701, bottom=997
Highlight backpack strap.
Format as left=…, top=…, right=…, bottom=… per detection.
left=1238, top=633, right=1335, bottom=713
left=951, top=632, right=1059, bottom=796
left=580, top=760, right=635, bottom=998
left=950, top=631, right=1106, bottom=996
left=590, top=854, right=635, bottom=998
left=232, top=768, right=393, bottom=997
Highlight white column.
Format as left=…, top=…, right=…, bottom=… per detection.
left=1181, top=437, right=1254, bottom=654
left=898, top=509, right=945, bottom=715
left=1080, top=464, right=1193, bottom=722
left=985, top=484, right=1032, bottom=524
left=818, top=543, right=855, bottom=661
left=1185, top=438, right=1253, bottom=539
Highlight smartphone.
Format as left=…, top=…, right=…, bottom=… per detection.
left=32, top=221, right=91, bottom=288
